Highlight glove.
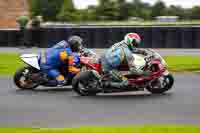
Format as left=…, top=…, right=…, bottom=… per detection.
left=144, top=55, right=154, bottom=63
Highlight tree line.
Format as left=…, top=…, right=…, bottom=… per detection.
left=28, top=0, right=200, bottom=22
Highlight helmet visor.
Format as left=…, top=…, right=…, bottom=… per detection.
left=131, top=39, right=139, bottom=47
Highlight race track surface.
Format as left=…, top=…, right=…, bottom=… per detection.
left=0, top=73, right=200, bottom=127
left=1, top=47, right=200, bottom=56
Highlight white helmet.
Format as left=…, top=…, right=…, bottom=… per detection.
left=124, top=33, right=141, bottom=50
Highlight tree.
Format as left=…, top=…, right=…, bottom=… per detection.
left=189, top=6, right=200, bottom=19
left=57, top=0, right=79, bottom=21
left=96, top=0, right=120, bottom=20
left=182, top=9, right=192, bottom=20
left=166, top=5, right=185, bottom=19
left=151, top=1, right=166, bottom=18
left=141, top=3, right=152, bottom=20
left=28, top=0, right=64, bottom=21
left=136, top=1, right=152, bottom=20
left=126, top=0, right=151, bottom=20
left=80, top=6, right=98, bottom=21
left=116, top=0, right=129, bottom=20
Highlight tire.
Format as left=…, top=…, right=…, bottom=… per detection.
left=146, top=73, right=174, bottom=94
left=14, top=66, right=39, bottom=90
left=72, top=71, right=99, bottom=96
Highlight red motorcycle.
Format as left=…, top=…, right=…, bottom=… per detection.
left=72, top=49, right=174, bottom=96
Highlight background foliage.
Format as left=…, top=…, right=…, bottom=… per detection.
left=28, top=0, right=200, bottom=22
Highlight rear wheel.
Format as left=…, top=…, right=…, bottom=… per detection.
left=72, top=71, right=100, bottom=96
left=14, top=66, right=39, bottom=90
left=146, top=74, right=174, bottom=94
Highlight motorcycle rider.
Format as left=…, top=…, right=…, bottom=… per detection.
left=52, top=35, right=97, bottom=58
left=40, top=36, right=82, bottom=86
left=101, top=32, right=151, bottom=89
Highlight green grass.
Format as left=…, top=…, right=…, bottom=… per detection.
left=0, top=53, right=25, bottom=76
left=0, top=53, right=200, bottom=75
left=165, top=56, right=200, bottom=72
left=75, top=20, right=200, bottom=26
left=0, top=126, right=200, bottom=133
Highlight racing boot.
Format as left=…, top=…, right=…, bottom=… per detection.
left=108, top=80, right=129, bottom=89
left=56, top=75, right=67, bottom=87
left=45, top=80, right=58, bottom=87
left=105, top=70, right=129, bottom=89
left=45, top=79, right=67, bottom=87
left=45, top=75, right=66, bottom=87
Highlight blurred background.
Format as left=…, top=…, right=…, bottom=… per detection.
left=2, top=0, right=200, bottom=28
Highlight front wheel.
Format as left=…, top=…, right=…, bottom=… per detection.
left=72, top=71, right=100, bottom=96
left=14, top=66, right=39, bottom=90
left=146, top=73, right=174, bottom=94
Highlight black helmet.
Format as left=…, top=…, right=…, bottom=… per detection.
left=68, top=35, right=83, bottom=52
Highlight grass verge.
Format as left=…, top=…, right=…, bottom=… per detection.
left=75, top=20, right=200, bottom=26
left=0, top=53, right=24, bottom=76
left=165, top=56, right=200, bottom=72
left=0, top=126, right=200, bottom=133
left=0, top=53, right=200, bottom=75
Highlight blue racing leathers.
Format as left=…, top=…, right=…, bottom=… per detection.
left=40, top=47, right=80, bottom=86
left=101, top=45, right=134, bottom=89
left=101, top=41, right=149, bottom=89
left=51, top=40, right=70, bottom=49
left=51, top=40, right=96, bottom=57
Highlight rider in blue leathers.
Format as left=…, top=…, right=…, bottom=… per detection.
left=40, top=36, right=82, bottom=86
left=101, top=33, right=151, bottom=89
left=52, top=36, right=97, bottom=58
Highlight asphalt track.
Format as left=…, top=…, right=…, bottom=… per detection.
left=0, top=73, right=200, bottom=127
left=1, top=47, right=200, bottom=56
left=0, top=48, right=200, bottom=127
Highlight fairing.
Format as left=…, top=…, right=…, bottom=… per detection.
left=20, top=54, right=40, bottom=70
